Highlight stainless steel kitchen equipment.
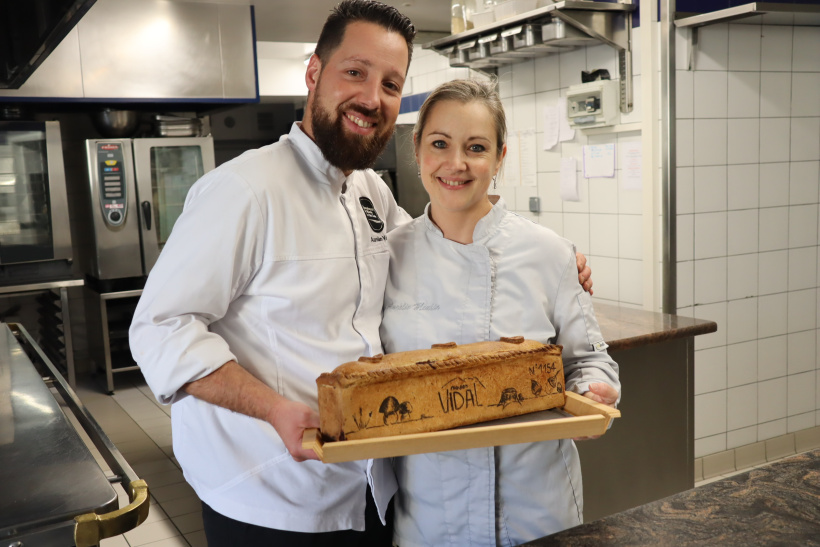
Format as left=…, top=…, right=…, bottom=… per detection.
left=84, top=288, right=143, bottom=394
left=0, top=322, right=148, bottom=546
left=73, top=136, right=215, bottom=281
left=90, top=109, right=140, bottom=138
left=0, top=120, right=73, bottom=284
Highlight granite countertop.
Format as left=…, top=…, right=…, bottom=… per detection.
left=524, top=449, right=820, bottom=546
left=593, top=302, right=717, bottom=351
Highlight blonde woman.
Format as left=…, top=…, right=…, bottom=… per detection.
left=379, top=79, right=620, bottom=546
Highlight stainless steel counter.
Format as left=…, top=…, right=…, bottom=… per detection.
left=0, top=323, right=148, bottom=546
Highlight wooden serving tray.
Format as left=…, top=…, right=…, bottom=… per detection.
left=302, top=391, right=620, bottom=463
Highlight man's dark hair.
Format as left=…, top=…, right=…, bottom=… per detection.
left=314, top=0, right=416, bottom=71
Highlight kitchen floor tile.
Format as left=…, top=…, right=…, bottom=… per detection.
left=185, top=530, right=207, bottom=547
left=143, top=503, right=169, bottom=526
left=143, top=468, right=186, bottom=489
left=124, top=518, right=182, bottom=546
left=100, top=535, right=130, bottom=547
left=132, top=459, right=181, bottom=476
left=121, top=446, right=172, bottom=465
left=140, top=536, right=191, bottom=547
left=137, top=416, right=173, bottom=430
left=171, top=511, right=205, bottom=535
left=116, top=437, right=160, bottom=454
left=161, top=495, right=203, bottom=518
left=151, top=482, right=197, bottom=504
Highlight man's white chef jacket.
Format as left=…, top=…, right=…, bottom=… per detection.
left=379, top=199, right=620, bottom=547
left=129, top=123, right=410, bottom=532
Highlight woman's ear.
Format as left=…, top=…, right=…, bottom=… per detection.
left=413, top=132, right=421, bottom=166
left=493, top=143, right=508, bottom=178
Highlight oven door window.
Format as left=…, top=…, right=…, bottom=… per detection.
left=0, top=128, right=54, bottom=264
left=149, top=145, right=205, bottom=249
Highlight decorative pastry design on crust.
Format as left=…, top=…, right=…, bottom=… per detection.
left=496, top=387, right=525, bottom=408
left=379, top=396, right=414, bottom=425
left=438, top=377, right=486, bottom=414
left=531, top=379, right=543, bottom=396
left=547, top=372, right=564, bottom=393
left=352, top=408, right=372, bottom=430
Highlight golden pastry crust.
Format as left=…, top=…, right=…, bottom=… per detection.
left=317, top=337, right=566, bottom=441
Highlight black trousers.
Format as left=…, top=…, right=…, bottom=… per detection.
left=201, top=488, right=394, bottom=547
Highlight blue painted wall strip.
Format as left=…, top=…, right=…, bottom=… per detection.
left=400, top=91, right=431, bottom=114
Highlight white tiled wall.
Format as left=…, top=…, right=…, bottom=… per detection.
left=675, top=23, right=820, bottom=458
left=404, top=31, right=646, bottom=308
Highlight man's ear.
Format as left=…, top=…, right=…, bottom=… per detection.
left=305, top=54, right=322, bottom=93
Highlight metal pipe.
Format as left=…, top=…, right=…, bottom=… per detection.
left=660, top=0, right=677, bottom=313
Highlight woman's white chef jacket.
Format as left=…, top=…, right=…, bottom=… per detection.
left=129, top=123, right=410, bottom=532
left=379, top=198, right=620, bottom=547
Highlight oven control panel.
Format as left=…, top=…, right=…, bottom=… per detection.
left=97, top=142, right=127, bottom=226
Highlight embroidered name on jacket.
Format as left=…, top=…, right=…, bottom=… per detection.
left=359, top=197, right=385, bottom=233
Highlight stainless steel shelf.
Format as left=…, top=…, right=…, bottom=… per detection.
left=425, top=1, right=636, bottom=49
left=423, top=0, right=636, bottom=113
left=675, top=2, right=820, bottom=28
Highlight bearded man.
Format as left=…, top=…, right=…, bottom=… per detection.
left=129, top=1, right=591, bottom=545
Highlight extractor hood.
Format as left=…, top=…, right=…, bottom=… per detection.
left=676, top=2, right=820, bottom=28
left=0, top=0, right=97, bottom=89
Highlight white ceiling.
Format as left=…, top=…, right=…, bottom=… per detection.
left=215, top=0, right=450, bottom=44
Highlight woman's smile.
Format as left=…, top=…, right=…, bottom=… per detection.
left=437, top=175, right=472, bottom=188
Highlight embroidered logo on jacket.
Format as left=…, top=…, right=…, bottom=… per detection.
left=359, top=197, right=385, bottom=233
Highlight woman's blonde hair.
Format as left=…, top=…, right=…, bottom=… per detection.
left=413, top=79, right=506, bottom=158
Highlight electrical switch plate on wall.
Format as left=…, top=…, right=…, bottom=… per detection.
left=566, top=80, right=620, bottom=129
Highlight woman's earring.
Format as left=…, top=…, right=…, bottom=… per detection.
left=492, top=175, right=497, bottom=189
left=417, top=169, right=421, bottom=178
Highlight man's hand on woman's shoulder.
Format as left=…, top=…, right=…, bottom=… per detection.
left=576, top=252, right=593, bottom=295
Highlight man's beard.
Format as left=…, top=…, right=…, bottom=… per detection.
left=310, top=97, right=394, bottom=172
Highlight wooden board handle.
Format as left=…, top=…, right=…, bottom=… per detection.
left=302, top=428, right=323, bottom=460
left=564, top=391, right=621, bottom=417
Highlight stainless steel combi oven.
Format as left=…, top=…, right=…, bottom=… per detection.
left=77, top=136, right=215, bottom=281
left=0, top=121, right=73, bottom=283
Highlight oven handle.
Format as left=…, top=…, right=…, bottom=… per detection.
left=141, top=201, right=152, bottom=230
left=74, top=479, right=150, bottom=547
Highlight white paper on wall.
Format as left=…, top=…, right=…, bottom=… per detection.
left=560, top=157, right=579, bottom=201
left=543, top=104, right=559, bottom=151
left=621, top=141, right=642, bottom=190
left=583, top=144, right=616, bottom=178
left=558, top=97, right=575, bottom=143
left=519, top=130, right=537, bottom=187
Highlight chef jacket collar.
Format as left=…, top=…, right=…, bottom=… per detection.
left=422, top=195, right=507, bottom=244
left=287, top=122, right=348, bottom=192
